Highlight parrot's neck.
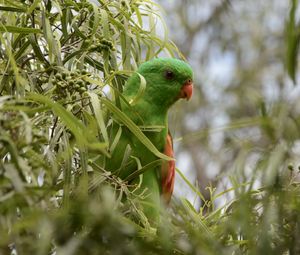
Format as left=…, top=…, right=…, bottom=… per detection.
left=122, top=97, right=169, bottom=127
left=122, top=74, right=176, bottom=112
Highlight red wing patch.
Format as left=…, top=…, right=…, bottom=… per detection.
left=161, top=132, right=175, bottom=204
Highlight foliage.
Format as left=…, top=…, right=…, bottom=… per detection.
left=1, top=0, right=300, bottom=254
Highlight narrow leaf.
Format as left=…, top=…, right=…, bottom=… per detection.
left=286, top=0, right=300, bottom=83
left=125, top=159, right=164, bottom=182
left=129, top=73, right=146, bottom=106
left=0, top=5, right=26, bottom=12
left=0, top=25, right=41, bottom=34
left=88, top=92, right=109, bottom=144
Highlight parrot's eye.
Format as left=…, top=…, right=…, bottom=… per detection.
left=164, top=70, right=175, bottom=80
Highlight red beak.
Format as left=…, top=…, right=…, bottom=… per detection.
left=179, top=79, right=193, bottom=100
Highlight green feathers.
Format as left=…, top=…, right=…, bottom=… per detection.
left=106, top=58, right=194, bottom=225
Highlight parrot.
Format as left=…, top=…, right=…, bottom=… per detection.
left=106, top=58, right=193, bottom=224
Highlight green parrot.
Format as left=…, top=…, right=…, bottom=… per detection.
left=106, top=58, right=193, bottom=224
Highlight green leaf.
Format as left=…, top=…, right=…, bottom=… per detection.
left=61, top=6, right=70, bottom=37
left=100, top=9, right=111, bottom=75
left=90, top=3, right=101, bottom=36
left=0, top=25, right=41, bottom=34
left=14, top=40, right=30, bottom=61
left=0, top=5, right=26, bottom=12
left=286, top=0, right=300, bottom=83
left=124, top=159, right=164, bottom=182
left=85, top=56, right=105, bottom=72
left=88, top=92, right=109, bottom=144
left=61, top=132, right=72, bottom=209
left=28, top=34, right=49, bottom=65
left=120, top=18, right=131, bottom=70
left=138, top=125, right=164, bottom=132
left=110, top=126, right=122, bottom=153
left=42, top=10, right=58, bottom=64
left=128, top=73, right=146, bottom=106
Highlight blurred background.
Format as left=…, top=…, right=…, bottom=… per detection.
left=156, top=0, right=299, bottom=210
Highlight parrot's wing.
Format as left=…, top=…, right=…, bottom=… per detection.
left=161, top=131, right=175, bottom=203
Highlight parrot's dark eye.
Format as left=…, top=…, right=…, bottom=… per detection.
left=164, top=70, right=175, bottom=80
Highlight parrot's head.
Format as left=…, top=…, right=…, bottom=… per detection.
left=124, top=58, right=194, bottom=109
